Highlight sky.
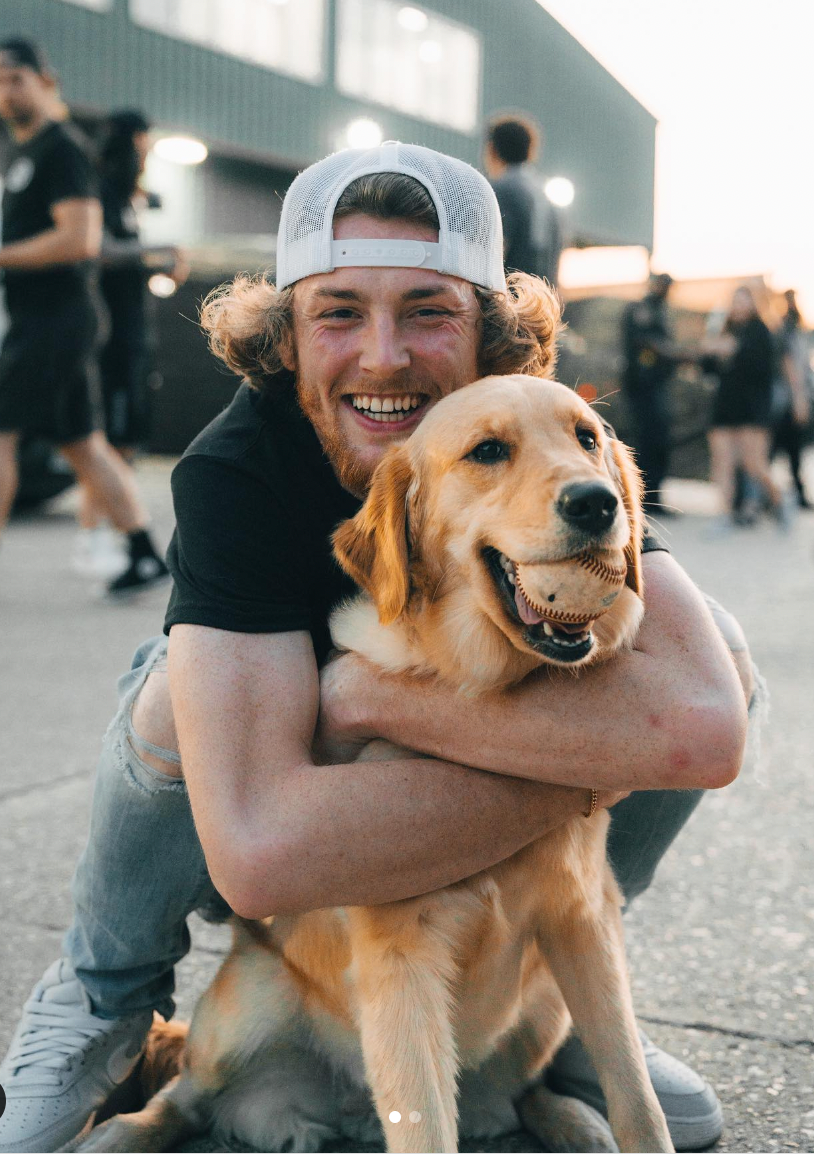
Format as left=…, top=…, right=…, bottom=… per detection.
left=539, top=0, right=814, bottom=319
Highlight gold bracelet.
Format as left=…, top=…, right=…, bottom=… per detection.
left=583, top=788, right=598, bottom=818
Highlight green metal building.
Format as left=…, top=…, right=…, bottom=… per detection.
left=2, top=0, right=657, bottom=450
left=2, top=0, right=655, bottom=246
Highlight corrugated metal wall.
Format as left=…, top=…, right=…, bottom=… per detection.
left=1, top=0, right=655, bottom=246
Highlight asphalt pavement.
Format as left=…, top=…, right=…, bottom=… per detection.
left=1, top=458, right=813, bottom=1154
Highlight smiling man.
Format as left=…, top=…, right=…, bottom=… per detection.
left=0, top=143, right=749, bottom=1154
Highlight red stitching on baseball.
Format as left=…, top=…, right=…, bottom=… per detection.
left=576, top=551, right=626, bottom=585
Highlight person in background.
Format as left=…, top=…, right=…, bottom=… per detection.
left=0, top=38, right=169, bottom=593
left=620, top=272, right=681, bottom=516
left=704, top=285, right=786, bottom=528
left=770, top=289, right=811, bottom=510
left=73, top=109, right=187, bottom=578
left=483, top=113, right=564, bottom=290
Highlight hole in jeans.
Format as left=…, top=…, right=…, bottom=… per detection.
left=130, top=671, right=183, bottom=779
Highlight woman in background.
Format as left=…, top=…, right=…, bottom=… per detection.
left=704, top=285, right=786, bottom=527
left=73, top=110, right=185, bottom=577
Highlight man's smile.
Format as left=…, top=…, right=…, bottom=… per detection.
left=342, top=392, right=431, bottom=431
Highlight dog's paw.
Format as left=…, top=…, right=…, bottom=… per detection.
left=518, top=1085, right=619, bottom=1153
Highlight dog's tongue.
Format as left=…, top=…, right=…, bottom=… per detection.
left=514, top=580, right=546, bottom=625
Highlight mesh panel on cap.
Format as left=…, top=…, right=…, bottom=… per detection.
left=276, top=142, right=506, bottom=292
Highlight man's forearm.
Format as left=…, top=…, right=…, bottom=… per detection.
left=213, top=757, right=588, bottom=919
left=332, top=554, right=748, bottom=792
left=0, top=228, right=96, bottom=270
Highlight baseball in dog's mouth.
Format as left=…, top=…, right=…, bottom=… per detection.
left=483, top=547, right=595, bottom=663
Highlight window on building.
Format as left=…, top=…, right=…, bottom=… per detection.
left=129, top=0, right=326, bottom=84
left=52, top=0, right=112, bottom=10
left=335, top=0, right=480, bottom=133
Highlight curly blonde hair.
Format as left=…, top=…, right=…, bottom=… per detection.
left=200, top=173, right=561, bottom=389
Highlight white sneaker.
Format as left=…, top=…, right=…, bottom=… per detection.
left=0, top=959, right=152, bottom=1153
left=71, top=527, right=128, bottom=580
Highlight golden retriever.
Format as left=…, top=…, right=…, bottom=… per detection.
left=71, top=375, right=672, bottom=1154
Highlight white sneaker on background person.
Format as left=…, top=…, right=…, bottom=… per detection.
left=70, top=525, right=127, bottom=580
left=0, top=959, right=152, bottom=1153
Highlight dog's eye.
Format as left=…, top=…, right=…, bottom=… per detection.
left=467, top=439, right=510, bottom=464
left=576, top=427, right=597, bottom=452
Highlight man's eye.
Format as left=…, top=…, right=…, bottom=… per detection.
left=322, top=309, right=356, bottom=320
left=576, top=427, right=597, bottom=451
left=467, top=439, right=510, bottom=464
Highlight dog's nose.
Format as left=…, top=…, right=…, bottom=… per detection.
left=557, top=483, right=618, bottom=535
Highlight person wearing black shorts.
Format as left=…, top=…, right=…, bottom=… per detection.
left=0, top=39, right=168, bottom=593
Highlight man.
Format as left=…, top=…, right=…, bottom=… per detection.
left=620, top=272, right=682, bottom=515
left=0, top=39, right=168, bottom=593
left=483, top=113, right=564, bottom=288
left=0, top=143, right=749, bottom=1154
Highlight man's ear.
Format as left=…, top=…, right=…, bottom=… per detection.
left=331, top=446, right=413, bottom=624
left=607, top=438, right=645, bottom=596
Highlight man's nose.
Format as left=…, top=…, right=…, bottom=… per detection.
left=358, top=317, right=410, bottom=377
left=557, top=483, right=618, bottom=535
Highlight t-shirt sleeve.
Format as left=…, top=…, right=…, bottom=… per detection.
left=163, top=454, right=313, bottom=635
left=44, top=136, right=98, bottom=211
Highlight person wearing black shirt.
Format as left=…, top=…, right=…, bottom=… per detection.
left=0, top=40, right=168, bottom=593
left=484, top=114, right=564, bottom=290
left=620, top=272, right=682, bottom=515
left=703, top=285, right=786, bottom=526
left=74, top=109, right=186, bottom=577
left=0, top=144, right=751, bottom=1153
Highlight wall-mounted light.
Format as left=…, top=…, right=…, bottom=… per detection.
left=345, top=118, right=384, bottom=149
left=418, top=39, right=442, bottom=64
left=148, top=273, right=178, bottom=298
left=152, top=135, right=208, bottom=166
left=397, top=6, right=428, bottom=32
left=544, top=177, right=575, bottom=207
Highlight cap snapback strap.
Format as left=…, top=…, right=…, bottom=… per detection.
left=330, top=238, right=443, bottom=271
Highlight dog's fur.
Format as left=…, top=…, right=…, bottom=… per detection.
left=73, top=376, right=672, bottom=1154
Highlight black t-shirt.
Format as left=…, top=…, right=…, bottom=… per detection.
left=491, top=164, right=563, bottom=287
left=99, top=180, right=147, bottom=345
left=164, top=383, right=362, bottom=665
left=164, top=383, right=668, bottom=666
left=1, top=121, right=98, bottom=314
left=621, top=294, right=674, bottom=390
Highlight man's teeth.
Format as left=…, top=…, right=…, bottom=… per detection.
left=350, top=394, right=423, bottom=421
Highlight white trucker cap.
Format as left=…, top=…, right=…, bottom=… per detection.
left=276, top=141, right=507, bottom=294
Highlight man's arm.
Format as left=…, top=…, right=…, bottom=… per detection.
left=320, top=552, right=748, bottom=792
left=0, top=198, right=101, bottom=269
left=168, top=624, right=606, bottom=921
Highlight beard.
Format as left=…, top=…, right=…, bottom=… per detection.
left=295, top=377, right=378, bottom=497
left=295, top=371, right=441, bottom=497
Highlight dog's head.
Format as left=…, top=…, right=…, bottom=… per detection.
left=333, top=375, right=644, bottom=690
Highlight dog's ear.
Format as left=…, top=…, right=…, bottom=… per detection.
left=332, top=446, right=413, bottom=625
left=606, top=437, right=645, bottom=596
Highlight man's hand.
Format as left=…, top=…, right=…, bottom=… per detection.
left=316, top=651, right=375, bottom=764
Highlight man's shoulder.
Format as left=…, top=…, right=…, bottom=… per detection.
left=178, top=381, right=318, bottom=481
left=38, top=121, right=95, bottom=165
